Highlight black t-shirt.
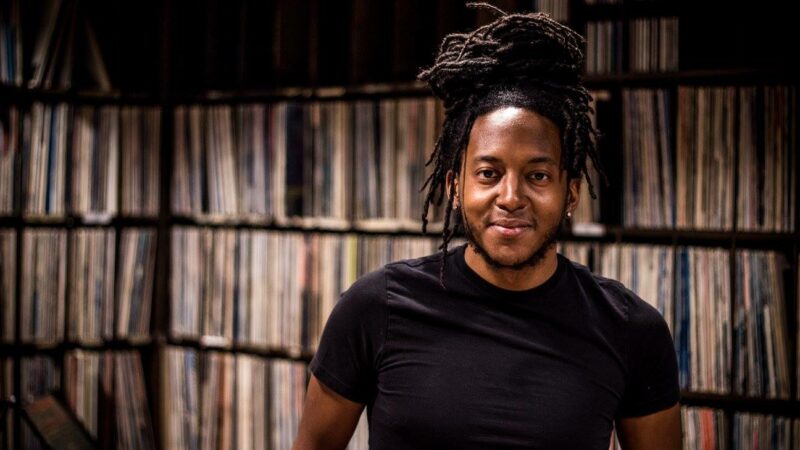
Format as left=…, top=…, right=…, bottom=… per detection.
left=310, top=244, right=679, bottom=449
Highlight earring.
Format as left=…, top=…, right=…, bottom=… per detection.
left=567, top=211, right=572, bottom=218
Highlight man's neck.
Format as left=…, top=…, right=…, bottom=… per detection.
left=463, top=245, right=559, bottom=291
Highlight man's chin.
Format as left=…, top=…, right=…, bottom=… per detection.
left=459, top=213, right=564, bottom=272
left=485, top=253, right=539, bottom=270
left=468, top=238, right=556, bottom=271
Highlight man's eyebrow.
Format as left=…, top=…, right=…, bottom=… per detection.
left=472, top=155, right=558, bottom=165
left=527, top=156, right=558, bottom=165
left=474, top=155, right=500, bottom=163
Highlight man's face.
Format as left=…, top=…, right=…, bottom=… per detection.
left=454, top=106, right=577, bottom=270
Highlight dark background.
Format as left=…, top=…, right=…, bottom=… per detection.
left=17, top=0, right=800, bottom=95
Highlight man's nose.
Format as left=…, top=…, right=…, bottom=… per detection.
left=496, top=174, right=526, bottom=211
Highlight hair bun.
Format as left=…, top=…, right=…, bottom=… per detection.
left=419, top=12, right=586, bottom=111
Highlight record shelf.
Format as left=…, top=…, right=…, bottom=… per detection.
left=1, top=1, right=799, bottom=449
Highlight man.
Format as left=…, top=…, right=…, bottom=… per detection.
left=293, top=5, right=681, bottom=449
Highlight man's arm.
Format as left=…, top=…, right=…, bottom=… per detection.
left=615, top=403, right=681, bottom=450
left=292, top=374, right=365, bottom=450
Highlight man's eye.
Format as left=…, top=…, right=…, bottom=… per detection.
left=530, top=172, right=549, bottom=182
left=478, top=169, right=496, bottom=179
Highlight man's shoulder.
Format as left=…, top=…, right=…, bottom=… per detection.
left=385, top=250, right=444, bottom=274
left=560, top=255, right=629, bottom=297
left=382, top=250, right=446, bottom=291
left=344, top=251, right=444, bottom=301
left=560, top=255, right=665, bottom=328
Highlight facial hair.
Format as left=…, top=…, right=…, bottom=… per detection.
left=460, top=198, right=568, bottom=272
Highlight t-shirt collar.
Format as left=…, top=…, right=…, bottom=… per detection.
left=448, top=243, right=567, bottom=301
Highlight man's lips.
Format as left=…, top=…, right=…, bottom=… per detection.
left=488, top=219, right=533, bottom=237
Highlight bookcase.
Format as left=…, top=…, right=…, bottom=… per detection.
left=570, top=1, right=798, bottom=448
left=1, top=0, right=799, bottom=449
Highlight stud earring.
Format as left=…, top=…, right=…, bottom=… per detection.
left=567, top=211, right=572, bottom=218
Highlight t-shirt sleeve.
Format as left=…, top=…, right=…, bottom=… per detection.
left=309, top=268, right=387, bottom=404
left=616, top=295, right=680, bottom=418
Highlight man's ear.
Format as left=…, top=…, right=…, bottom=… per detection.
left=567, top=177, right=581, bottom=214
left=446, top=170, right=459, bottom=208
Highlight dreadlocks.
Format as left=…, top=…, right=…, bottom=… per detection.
left=418, top=3, right=605, bottom=282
